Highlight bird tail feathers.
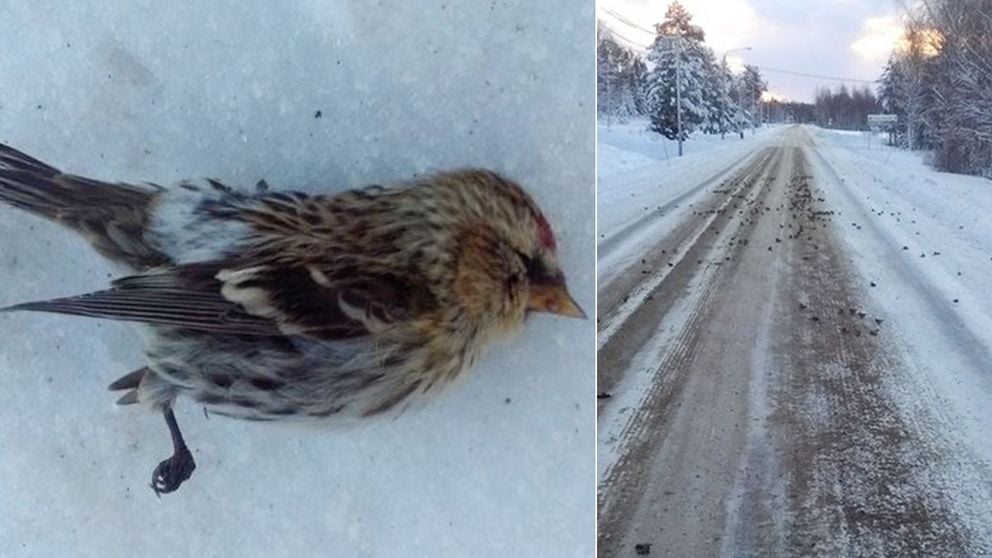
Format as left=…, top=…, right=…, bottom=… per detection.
left=0, top=143, right=169, bottom=269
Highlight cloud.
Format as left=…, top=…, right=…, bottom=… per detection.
left=601, top=0, right=763, bottom=54
left=677, top=0, right=761, bottom=53
left=850, top=15, right=904, bottom=63
left=761, top=90, right=786, bottom=102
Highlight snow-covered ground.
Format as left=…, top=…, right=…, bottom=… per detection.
left=0, top=3, right=594, bottom=557
left=597, top=119, right=782, bottom=285
left=597, top=123, right=992, bottom=554
left=808, top=127, right=992, bottom=500
left=809, top=127, right=992, bottom=332
left=598, top=120, right=772, bottom=179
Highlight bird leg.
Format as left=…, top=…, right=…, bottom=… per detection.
left=151, top=407, right=196, bottom=495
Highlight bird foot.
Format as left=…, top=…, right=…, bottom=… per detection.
left=151, top=446, right=196, bottom=496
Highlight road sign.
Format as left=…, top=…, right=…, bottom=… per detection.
left=867, top=114, right=898, bottom=148
left=868, top=114, right=898, bottom=124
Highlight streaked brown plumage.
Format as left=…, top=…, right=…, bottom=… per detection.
left=0, top=143, right=584, bottom=494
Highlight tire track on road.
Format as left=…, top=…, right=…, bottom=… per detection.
left=597, top=148, right=777, bottom=395
left=598, top=145, right=787, bottom=556
left=599, top=147, right=771, bottom=258
left=598, top=127, right=984, bottom=557
left=773, top=144, right=972, bottom=556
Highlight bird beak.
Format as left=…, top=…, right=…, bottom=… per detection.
left=528, top=282, right=587, bottom=319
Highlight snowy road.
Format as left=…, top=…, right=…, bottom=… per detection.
left=597, top=126, right=992, bottom=557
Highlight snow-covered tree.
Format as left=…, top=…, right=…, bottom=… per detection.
left=624, top=0, right=772, bottom=142
left=921, top=0, right=991, bottom=175
left=701, top=53, right=744, bottom=137
left=622, top=55, right=649, bottom=117
left=735, top=65, right=766, bottom=130
left=654, top=1, right=704, bottom=42
left=878, top=22, right=936, bottom=149
left=879, top=0, right=992, bottom=176
left=813, top=85, right=878, bottom=130
left=597, top=23, right=623, bottom=123
left=645, top=2, right=710, bottom=140
left=597, top=21, right=645, bottom=124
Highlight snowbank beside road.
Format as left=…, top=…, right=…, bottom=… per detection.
left=810, top=127, right=992, bottom=351
left=596, top=120, right=785, bottom=288
left=598, top=120, right=783, bottom=240
left=807, top=128, right=992, bottom=542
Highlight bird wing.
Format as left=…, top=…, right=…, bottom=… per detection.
left=2, top=260, right=410, bottom=339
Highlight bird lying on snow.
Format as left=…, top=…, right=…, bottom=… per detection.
left=0, top=143, right=585, bottom=495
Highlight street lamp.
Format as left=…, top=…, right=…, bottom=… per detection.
left=722, top=47, right=752, bottom=138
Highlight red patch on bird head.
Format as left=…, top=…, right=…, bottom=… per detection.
left=536, top=213, right=556, bottom=250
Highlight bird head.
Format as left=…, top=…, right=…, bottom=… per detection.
left=442, top=170, right=586, bottom=326
left=508, top=211, right=586, bottom=320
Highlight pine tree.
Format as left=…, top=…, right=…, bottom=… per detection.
left=613, top=49, right=640, bottom=120
left=645, top=2, right=710, bottom=140
left=616, top=52, right=647, bottom=119
left=655, top=1, right=704, bottom=42
left=737, top=65, right=766, bottom=130
left=626, top=56, right=649, bottom=116
left=813, top=85, right=879, bottom=131
left=598, top=21, right=647, bottom=123
left=700, top=47, right=739, bottom=136
left=597, top=23, right=623, bottom=123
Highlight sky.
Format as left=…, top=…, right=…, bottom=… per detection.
left=599, top=0, right=905, bottom=102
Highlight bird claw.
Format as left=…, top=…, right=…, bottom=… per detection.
left=150, top=446, right=196, bottom=496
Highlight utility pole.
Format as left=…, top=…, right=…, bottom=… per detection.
left=675, top=36, right=683, bottom=157
left=660, top=34, right=685, bottom=156
left=721, top=47, right=751, bottom=140
left=750, top=72, right=756, bottom=136
left=605, top=63, right=612, bottom=128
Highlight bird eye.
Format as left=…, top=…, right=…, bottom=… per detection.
left=515, top=249, right=536, bottom=273
left=515, top=249, right=549, bottom=281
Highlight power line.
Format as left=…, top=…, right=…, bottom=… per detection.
left=597, top=40, right=876, bottom=84
left=611, top=30, right=650, bottom=52
left=600, top=21, right=650, bottom=52
left=758, top=66, right=876, bottom=84
left=596, top=7, right=878, bottom=85
left=599, top=7, right=656, bottom=36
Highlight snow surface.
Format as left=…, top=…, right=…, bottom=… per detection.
left=598, top=124, right=992, bottom=551
left=596, top=120, right=786, bottom=477
left=598, top=121, right=783, bottom=231
left=0, top=3, right=594, bottom=557
left=807, top=128, right=992, bottom=525
left=597, top=119, right=782, bottom=286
